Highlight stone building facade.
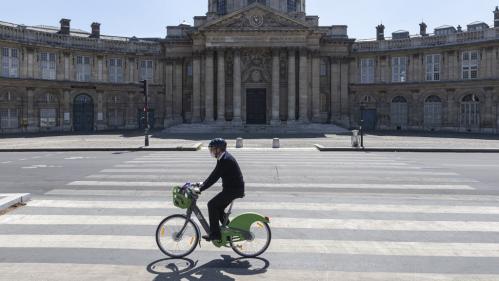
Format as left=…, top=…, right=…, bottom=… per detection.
left=0, top=1, right=498, bottom=134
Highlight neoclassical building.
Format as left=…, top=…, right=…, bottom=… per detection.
left=0, top=1, right=498, bottom=134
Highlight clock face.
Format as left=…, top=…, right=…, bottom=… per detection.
left=250, top=15, right=264, bottom=27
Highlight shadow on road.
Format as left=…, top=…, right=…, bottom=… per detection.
left=147, top=255, right=270, bottom=281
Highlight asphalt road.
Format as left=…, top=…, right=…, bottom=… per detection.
left=0, top=150, right=499, bottom=280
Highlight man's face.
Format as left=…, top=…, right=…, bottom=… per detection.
left=209, top=147, right=221, bottom=158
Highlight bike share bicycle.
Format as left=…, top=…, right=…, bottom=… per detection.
left=156, top=183, right=272, bottom=258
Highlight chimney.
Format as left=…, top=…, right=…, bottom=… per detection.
left=59, top=18, right=70, bottom=35
left=420, top=22, right=428, bottom=36
left=457, top=25, right=463, bottom=32
left=495, top=6, right=499, bottom=28
left=90, top=22, right=101, bottom=38
left=376, top=24, right=385, bottom=41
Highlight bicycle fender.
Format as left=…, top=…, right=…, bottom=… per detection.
left=228, top=213, right=270, bottom=231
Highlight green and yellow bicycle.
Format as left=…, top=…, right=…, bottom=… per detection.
left=156, top=183, right=272, bottom=258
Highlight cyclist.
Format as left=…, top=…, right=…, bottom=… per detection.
left=195, top=138, right=245, bottom=242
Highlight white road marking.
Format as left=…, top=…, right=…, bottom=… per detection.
left=2, top=215, right=498, bottom=232
left=98, top=169, right=459, bottom=176
left=85, top=174, right=477, bottom=183
left=0, top=264, right=496, bottom=281
left=67, top=180, right=474, bottom=190
left=27, top=199, right=499, bottom=215
left=0, top=235, right=498, bottom=257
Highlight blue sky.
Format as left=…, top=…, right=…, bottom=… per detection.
left=0, top=0, right=497, bottom=39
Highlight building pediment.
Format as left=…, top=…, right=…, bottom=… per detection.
left=199, top=4, right=311, bottom=32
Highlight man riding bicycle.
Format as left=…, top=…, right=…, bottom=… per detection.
left=195, top=138, right=245, bottom=242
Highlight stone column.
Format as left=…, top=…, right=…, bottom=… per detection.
left=298, top=49, right=309, bottom=122
left=271, top=49, right=281, bottom=125
left=232, top=49, right=242, bottom=124
left=340, top=60, right=349, bottom=122
left=164, top=60, right=174, bottom=127
left=330, top=58, right=341, bottom=120
left=192, top=53, right=202, bottom=123
left=287, top=49, right=296, bottom=123
left=126, top=91, right=136, bottom=129
left=63, top=90, right=71, bottom=131
left=217, top=49, right=226, bottom=123
left=204, top=50, right=215, bottom=122
left=173, top=59, right=183, bottom=123
left=311, top=52, right=321, bottom=122
left=96, top=91, right=105, bottom=130
left=26, top=88, right=37, bottom=131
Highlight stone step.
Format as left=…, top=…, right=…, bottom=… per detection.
left=162, top=123, right=349, bottom=134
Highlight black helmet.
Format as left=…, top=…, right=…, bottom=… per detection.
left=208, top=138, right=227, bottom=149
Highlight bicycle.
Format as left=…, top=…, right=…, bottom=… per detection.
left=156, top=183, right=272, bottom=258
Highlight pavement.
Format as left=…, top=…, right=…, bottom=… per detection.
left=1, top=151, right=499, bottom=280
left=1, top=130, right=499, bottom=152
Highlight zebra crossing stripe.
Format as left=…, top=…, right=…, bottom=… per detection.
left=2, top=215, right=499, bottom=232
left=0, top=264, right=496, bottom=281
left=99, top=169, right=459, bottom=176
left=27, top=199, right=499, bottom=215
left=0, top=235, right=498, bottom=257
left=67, top=181, right=474, bottom=190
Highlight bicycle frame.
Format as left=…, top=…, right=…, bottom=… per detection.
left=176, top=190, right=252, bottom=248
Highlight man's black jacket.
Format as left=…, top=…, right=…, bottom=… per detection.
left=201, top=152, right=245, bottom=195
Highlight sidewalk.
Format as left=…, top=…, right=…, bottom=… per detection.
left=1, top=130, right=499, bottom=152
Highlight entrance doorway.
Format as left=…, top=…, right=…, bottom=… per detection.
left=246, top=89, right=267, bottom=124
left=73, top=94, right=94, bottom=132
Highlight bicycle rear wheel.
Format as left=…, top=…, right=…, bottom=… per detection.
left=156, top=214, right=199, bottom=258
left=230, top=221, right=271, bottom=258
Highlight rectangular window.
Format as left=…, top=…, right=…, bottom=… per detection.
left=140, top=60, right=154, bottom=82
left=392, top=57, right=407, bottom=83
left=2, top=48, right=19, bottom=78
left=40, top=108, right=57, bottom=128
left=320, top=61, right=327, bottom=77
left=462, top=51, right=479, bottom=80
left=425, top=54, right=441, bottom=81
left=287, top=0, right=297, bottom=12
left=360, top=58, right=375, bottom=83
left=40, top=52, right=57, bottom=80
left=76, top=55, right=91, bottom=82
left=109, top=58, right=124, bottom=83
left=0, top=108, right=19, bottom=129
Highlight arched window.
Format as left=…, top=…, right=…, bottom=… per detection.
left=390, top=96, right=408, bottom=128
left=217, top=0, right=227, bottom=15
left=287, top=0, right=297, bottom=12
left=460, top=94, right=480, bottom=128
left=424, top=95, right=442, bottom=129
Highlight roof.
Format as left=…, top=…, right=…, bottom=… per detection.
left=435, top=25, right=455, bottom=30
left=0, top=20, right=159, bottom=43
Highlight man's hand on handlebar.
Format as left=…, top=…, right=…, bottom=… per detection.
left=192, top=182, right=203, bottom=194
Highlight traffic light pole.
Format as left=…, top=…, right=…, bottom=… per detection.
left=142, top=80, right=150, bottom=147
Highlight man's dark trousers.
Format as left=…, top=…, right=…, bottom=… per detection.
left=207, top=191, right=242, bottom=237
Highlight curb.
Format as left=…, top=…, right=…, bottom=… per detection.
left=0, top=193, right=31, bottom=212
left=0, top=143, right=203, bottom=153
left=314, top=144, right=499, bottom=153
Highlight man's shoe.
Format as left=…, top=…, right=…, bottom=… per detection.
left=202, top=234, right=221, bottom=242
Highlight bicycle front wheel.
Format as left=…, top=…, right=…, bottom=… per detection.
left=230, top=221, right=271, bottom=258
left=156, top=214, right=200, bottom=258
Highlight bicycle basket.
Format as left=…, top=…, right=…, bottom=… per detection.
left=172, top=186, right=192, bottom=209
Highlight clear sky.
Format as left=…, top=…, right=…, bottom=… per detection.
left=0, top=0, right=497, bottom=39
